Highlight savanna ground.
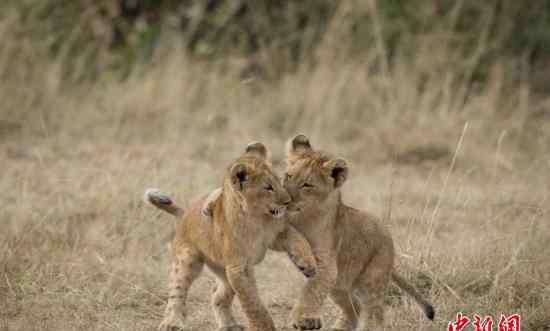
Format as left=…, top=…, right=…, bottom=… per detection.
left=2, top=4, right=550, bottom=330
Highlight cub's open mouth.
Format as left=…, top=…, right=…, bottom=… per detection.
left=269, top=206, right=286, bottom=218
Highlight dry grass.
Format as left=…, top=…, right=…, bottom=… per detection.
left=1, top=11, right=550, bottom=331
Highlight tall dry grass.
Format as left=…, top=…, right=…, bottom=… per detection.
left=1, top=5, right=550, bottom=331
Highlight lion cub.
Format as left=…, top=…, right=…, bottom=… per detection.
left=283, top=134, right=435, bottom=331
left=145, top=142, right=316, bottom=331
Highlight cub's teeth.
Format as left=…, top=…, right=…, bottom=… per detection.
left=270, top=207, right=286, bottom=218
left=275, top=207, right=285, bottom=218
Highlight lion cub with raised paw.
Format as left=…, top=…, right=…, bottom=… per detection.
left=283, top=134, right=435, bottom=331
left=145, top=142, right=317, bottom=331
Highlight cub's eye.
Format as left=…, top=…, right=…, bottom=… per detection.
left=265, top=184, right=274, bottom=191
left=301, top=183, right=314, bottom=189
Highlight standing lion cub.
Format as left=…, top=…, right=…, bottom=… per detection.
left=284, top=134, right=435, bottom=331
left=145, top=142, right=316, bottom=331
left=199, top=136, right=436, bottom=330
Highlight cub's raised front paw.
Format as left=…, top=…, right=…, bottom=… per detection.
left=288, top=253, right=317, bottom=279
left=297, top=264, right=316, bottom=278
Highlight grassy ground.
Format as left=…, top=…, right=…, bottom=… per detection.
left=2, top=25, right=550, bottom=331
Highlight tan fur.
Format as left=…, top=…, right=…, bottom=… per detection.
left=201, top=187, right=222, bottom=218
left=199, top=188, right=317, bottom=279
left=145, top=142, right=317, bottom=331
left=284, top=134, right=435, bottom=331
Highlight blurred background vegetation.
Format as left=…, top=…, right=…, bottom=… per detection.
left=5, top=0, right=550, bottom=83
left=2, top=0, right=550, bottom=165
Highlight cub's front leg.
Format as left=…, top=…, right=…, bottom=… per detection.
left=225, top=263, right=276, bottom=331
left=291, top=248, right=338, bottom=330
left=271, top=225, right=317, bottom=278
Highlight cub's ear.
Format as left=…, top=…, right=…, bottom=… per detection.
left=323, top=158, right=348, bottom=188
left=286, top=134, right=312, bottom=157
left=230, top=163, right=249, bottom=191
left=245, top=142, right=270, bottom=161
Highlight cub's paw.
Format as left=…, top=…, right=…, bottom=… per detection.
left=297, top=263, right=316, bottom=278
left=201, top=187, right=222, bottom=220
left=158, top=313, right=186, bottom=331
left=158, top=322, right=184, bottom=331
left=292, top=317, right=322, bottom=330
left=288, top=253, right=317, bottom=278
left=217, top=325, right=245, bottom=331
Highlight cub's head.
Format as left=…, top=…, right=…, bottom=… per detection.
left=225, top=142, right=291, bottom=219
left=283, top=134, right=348, bottom=215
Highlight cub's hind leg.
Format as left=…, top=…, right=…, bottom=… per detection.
left=329, top=289, right=359, bottom=331
left=210, top=271, right=245, bottom=331
left=355, top=249, right=393, bottom=331
left=159, top=246, right=203, bottom=331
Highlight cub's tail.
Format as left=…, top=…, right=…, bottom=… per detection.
left=144, top=188, right=185, bottom=218
left=391, top=272, right=435, bottom=320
